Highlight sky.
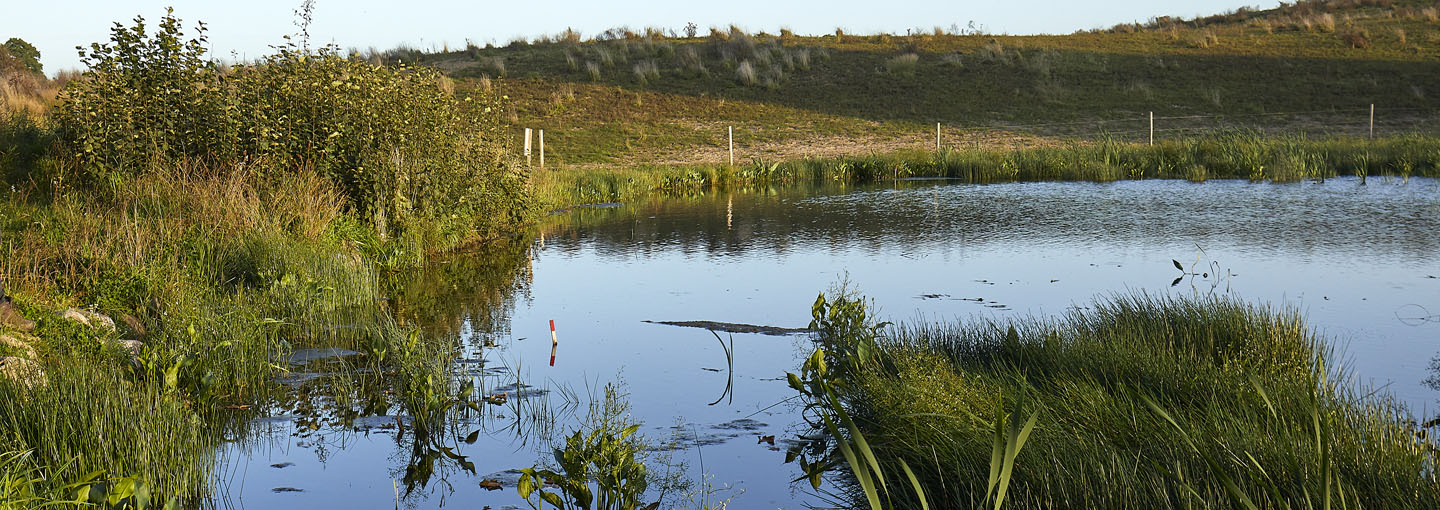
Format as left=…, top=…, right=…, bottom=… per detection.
left=3, top=1, right=1283, bottom=77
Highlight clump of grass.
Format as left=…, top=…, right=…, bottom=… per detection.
left=885, top=53, right=919, bottom=77
left=793, top=48, right=811, bottom=70
left=804, top=291, right=1440, bottom=508
left=632, top=60, right=659, bottom=84
left=736, top=60, right=758, bottom=86
left=478, top=55, right=505, bottom=76
left=585, top=61, right=602, bottom=81
left=1424, top=6, right=1439, bottom=23
left=1341, top=27, right=1372, bottom=48
left=1185, top=29, right=1221, bottom=48
left=677, top=46, right=707, bottom=76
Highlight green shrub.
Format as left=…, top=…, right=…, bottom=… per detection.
left=53, top=9, right=533, bottom=242
left=54, top=10, right=233, bottom=175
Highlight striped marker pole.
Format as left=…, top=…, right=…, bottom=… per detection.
left=549, top=320, right=558, bottom=366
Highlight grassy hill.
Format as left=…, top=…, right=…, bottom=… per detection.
left=397, top=0, right=1440, bottom=166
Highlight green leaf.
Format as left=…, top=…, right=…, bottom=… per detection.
left=899, top=458, right=930, bottom=510
left=135, top=480, right=151, bottom=510
left=786, top=372, right=806, bottom=394
left=464, top=430, right=480, bottom=444
left=517, top=472, right=534, bottom=499
left=539, top=491, right=564, bottom=509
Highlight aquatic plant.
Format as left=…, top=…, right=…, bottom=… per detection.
left=792, top=290, right=1440, bottom=508
left=516, top=385, right=654, bottom=510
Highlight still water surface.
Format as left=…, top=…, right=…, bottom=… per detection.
left=219, top=177, right=1440, bottom=509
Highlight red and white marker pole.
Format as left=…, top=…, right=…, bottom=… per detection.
left=549, top=320, right=558, bottom=366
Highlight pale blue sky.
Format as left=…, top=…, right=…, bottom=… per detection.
left=3, top=1, right=1281, bottom=76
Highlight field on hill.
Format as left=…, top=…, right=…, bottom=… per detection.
left=387, top=0, right=1440, bottom=166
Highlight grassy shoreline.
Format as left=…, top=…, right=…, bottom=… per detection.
left=534, top=132, right=1440, bottom=207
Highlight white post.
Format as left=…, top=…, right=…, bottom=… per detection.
left=1149, top=112, right=1154, bottom=146
left=936, top=122, right=941, bottom=151
left=728, top=126, right=734, bottom=166
left=524, top=127, right=533, bottom=167
left=539, top=129, right=545, bottom=170
left=1369, top=104, right=1375, bottom=139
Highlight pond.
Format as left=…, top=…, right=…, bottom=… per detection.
left=216, top=176, right=1440, bottom=509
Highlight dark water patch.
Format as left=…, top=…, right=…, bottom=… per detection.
left=713, top=419, right=768, bottom=431
left=287, top=348, right=360, bottom=366
left=490, top=382, right=549, bottom=400
left=275, top=372, right=323, bottom=386
left=643, top=320, right=809, bottom=336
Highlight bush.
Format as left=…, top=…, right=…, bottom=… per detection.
left=54, top=11, right=234, bottom=174
left=1, top=39, right=42, bottom=76
left=53, top=9, right=533, bottom=242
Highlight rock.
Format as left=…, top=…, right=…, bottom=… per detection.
left=58, top=308, right=116, bottom=332
left=0, top=298, right=35, bottom=332
left=0, top=333, right=37, bottom=359
left=113, top=339, right=143, bottom=358
left=0, top=357, right=44, bottom=387
left=118, top=314, right=146, bottom=337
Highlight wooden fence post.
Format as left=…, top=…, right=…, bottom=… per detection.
left=936, top=122, right=941, bottom=151
left=524, top=128, right=533, bottom=167
left=1369, top=104, right=1375, bottom=140
left=1149, top=112, right=1154, bottom=146
left=728, top=126, right=734, bottom=166
left=539, top=129, right=545, bottom=170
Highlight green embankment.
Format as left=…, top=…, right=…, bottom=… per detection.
left=401, top=0, right=1440, bottom=166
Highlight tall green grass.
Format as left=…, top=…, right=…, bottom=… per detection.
left=798, top=291, right=1440, bottom=508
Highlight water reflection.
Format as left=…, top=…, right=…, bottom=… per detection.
left=548, top=178, right=1440, bottom=264
left=220, top=177, right=1440, bottom=509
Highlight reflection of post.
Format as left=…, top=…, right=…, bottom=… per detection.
left=550, top=343, right=557, bottom=366
left=726, top=196, right=733, bottom=230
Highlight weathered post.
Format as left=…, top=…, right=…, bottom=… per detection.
left=539, top=129, right=545, bottom=170
left=1149, top=112, right=1154, bottom=146
left=936, top=122, right=941, bottom=151
left=728, top=126, right=734, bottom=166
left=1369, top=104, right=1375, bottom=139
left=524, top=128, right=533, bottom=167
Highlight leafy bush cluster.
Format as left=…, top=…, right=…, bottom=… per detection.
left=53, top=9, right=531, bottom=240
left=1, top=38, right=42, bottom=77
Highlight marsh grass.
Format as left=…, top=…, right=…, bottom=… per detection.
left=807, top=292, right=1440, bottom=508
